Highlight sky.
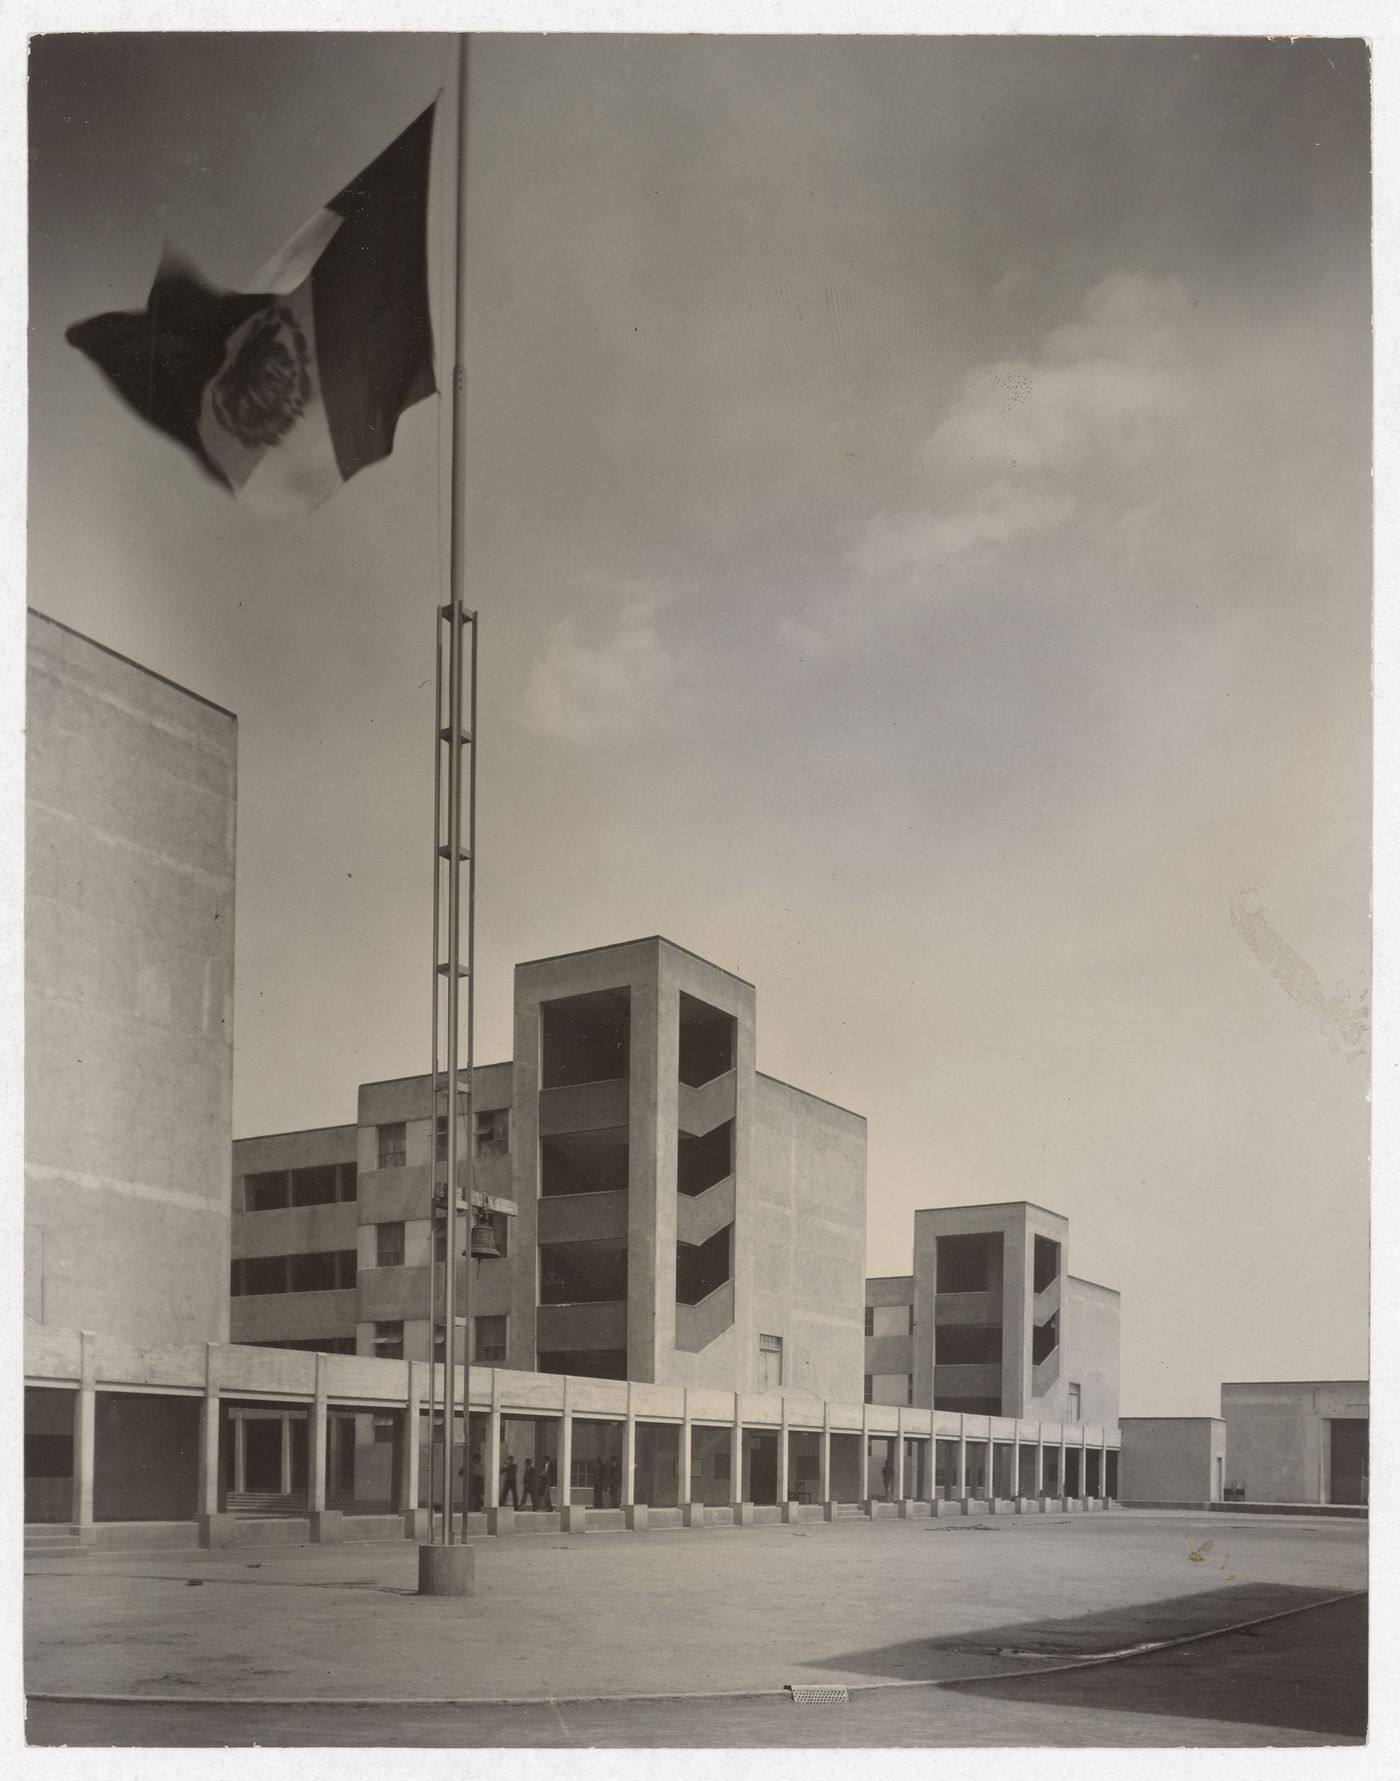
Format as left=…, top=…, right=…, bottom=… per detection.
left=23, top=30, right=1372, bottom=1417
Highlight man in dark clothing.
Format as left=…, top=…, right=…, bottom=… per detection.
left=500, top=1453, right=518, bottom=1508
left=537, top=1455, right=555, bottom=1511
left=881, top=1455, right=895, bottom=1501
left=608, top=1453, right=622, bottom=1508
left=522, top=1458, right=536, bottom=1510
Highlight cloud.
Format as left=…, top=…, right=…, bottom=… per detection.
left=788, top=273, right=1194, bottom=658
left=524, top=577, right=693, bottom=742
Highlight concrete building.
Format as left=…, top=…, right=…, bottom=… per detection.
left=864, top=1202, right=1120, bottom=1422
left=1118, top=1417, right=1228, bottom=1507
left=232, top=936, right=870, bottom=1405
left=24, top=612, right=237, bottom=1528
left=1222, top=1381, right=1369, bottom=1508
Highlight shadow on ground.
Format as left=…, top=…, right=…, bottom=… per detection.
left=944, top=1593, right=1367, bottom=1740
left=805, top=1581, right=1357, bottom=1683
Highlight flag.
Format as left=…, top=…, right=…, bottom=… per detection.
left=66, top=104, right=437, bottom=517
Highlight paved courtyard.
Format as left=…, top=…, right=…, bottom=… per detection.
left=25, top=1509, right=1366, bottom=1745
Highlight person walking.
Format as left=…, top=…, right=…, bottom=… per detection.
left=608, top=1452, right=622, bottom=1508
left=881, top=1453, right=895, bottom=1501
left=537, top=1454, right=555, bottom=1511
left=500, top=1452, right=518, bottom=1509
left=522, top=1458, right=537, bottom=1510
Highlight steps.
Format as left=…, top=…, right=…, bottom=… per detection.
left=24, top=1526, right=86, bottom=1555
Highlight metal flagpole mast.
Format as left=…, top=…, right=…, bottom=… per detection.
left=429, top=33, right=476, bottom=1557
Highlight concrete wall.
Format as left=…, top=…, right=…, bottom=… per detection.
left=1058, top=1276, right=1121, bottom=1426
left=26, top=613, right=236, bottom=1347
left=1119, top=1417, right=1225, bottom=1504
left=1222, top=1381, right=1369, bottom=1505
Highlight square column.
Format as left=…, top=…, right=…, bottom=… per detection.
left=678, top=1389, right=692, bottom=1508
left=198, top=1343, right=221, bottom=1521
left=1100, top=1427, right=1109, bottom=1502
left=1035, top=1422, right=1045, bottom=1496
left=777, top=1398, right=789, bottom=1506
left=485, top=1373, right=502, bottom=1509
left=560, top=1377, right=575, bottom=1510
left=895, top=1408, right=906, bottom=1499
left=622, top=1384, right=637, bottom=1508
left=402, top=1362, right=423, bottom=1534
left=1059, top=1425, right=1068, bottom=1499
left=859, top=1403, right=870, bottom=1501
left=309, top=1355, right=328, bottom=1514
left=74, top=1329, right=96, bottom=1541
left=731, top=1395, right=743, bottom=1506
left=819, top=1402, right=831, bottom=1505
left=957, top=1414, right=968, bottom=1500
left=1011, top=1431, right=1020, bottom=1503
left=1081, top=1425, right=1090, bottom=1507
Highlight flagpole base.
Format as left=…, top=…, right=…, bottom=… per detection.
left=417, top=1541, right=474, bottom=1596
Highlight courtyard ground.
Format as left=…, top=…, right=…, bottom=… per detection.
left=24, top=1509, right=1367, bottom=1747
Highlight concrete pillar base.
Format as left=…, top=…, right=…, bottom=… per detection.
left=681, top=1502, right=705, bottom=1527
left=988, top=1498, right=1003, bottom=1515
left=735, top=1502, right=754, bottom=1527
left=961, top=1497, right=975, bottom=1516
left=402, top=1507, right=429, bottom=1540
left=487, top=1507, right=515, bottom=1536
left=932, top=1498, right=954, bottom=1518
left=897, top=1499, right=916, bottom=1519
left=561, top=1505, right=589, bottom=1534
left=198, top=1513, right=239, bottom=1550
left=309, top=1510, right=343, bottom=1544
left=1060, top=1495, right=1075, bottom=1512
left=1036, top=1496, right=1050, bottom=1513
left=781, top=1501, right=802, bottom=1523
left=1080, top=1496, right=1093, bottom=1512
left=417, top=1543, right=474, bottom=1596
left=823, top=1500, right=839, bottom=1522
left=624, top=1504, right=648, bottom=1531
left=1013, top=1497, right=1028, bottom=1515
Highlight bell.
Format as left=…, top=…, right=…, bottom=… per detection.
left=469, top=1213, right=500, bottom=1260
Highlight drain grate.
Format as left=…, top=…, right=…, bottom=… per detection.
left=786, top=1684, right=850, bottom=1704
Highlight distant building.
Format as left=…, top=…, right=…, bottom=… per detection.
left=232, top=936, right=870, bottom=1404
left=1118, top=1417, right=1227, bottom=1506
left=863, top=1201, right=1120, bottom=1426
left=1222, top=1380, right=1369, bottom=1507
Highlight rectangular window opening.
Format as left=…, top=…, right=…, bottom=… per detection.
left=377, top=1123, right=406, bottom=1170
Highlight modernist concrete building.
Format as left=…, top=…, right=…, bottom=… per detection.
left=232, top=937, right=870, bottom=1406
left=1222, top=1380, right=1369, bottom=1508
left=24, top=612, right=238, bottom=1528
left=864, top=1203, right=1120, bottom=1418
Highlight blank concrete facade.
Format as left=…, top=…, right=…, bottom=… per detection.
left=1118, top=1417, right=1227, bottom=1506
left=25, top=613, right=236, bottom=1346
left=864, top=1202, right=1120, bottom=1426
left=1222, top=1381, right=1369, bottom=1507
left=233, top=937, right=869, bottom=1404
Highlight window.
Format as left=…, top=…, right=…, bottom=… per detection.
left=372, top=1413, right=397, bottom=1445
left=1067, top=1382, right=1082, bottom=1421
left=870, top=1304, right=912, bottom=1339
left=474, top=1315, right=508, bottom=1363
left=435, top=1113, right=449, bottom=1163
left=374, top=1322, right=404, bottom=1360
left=936, top=1324, right=1003, bottom=1365
left=377, top=1123, right=406, bottom=1170
left=936, top=1232, right=1000, bottom=1294
left=289, top=1250, right=336, bottom=1293
left=475, top=1109, right=510, bottom=1156
left=241, top=1254, right=287, bottom=1296
left=864, top=1373, right=874, bottom=1402
left=907, top=1374, right=915, bottom=1405
left=336, top=1249, right=357, bottom=1289
left=245, top=1170, right=289, bottom=1212
left=338, top=1161, right=358, bottom=1202
left=290, top=1165, right=337, bottom=1207
left=758, top=1333, right=783, bottom=1390
left=376, top=1222, right=405, bottom=1269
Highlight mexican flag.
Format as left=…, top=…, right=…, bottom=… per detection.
left=67, top=104, right=437, bottom=517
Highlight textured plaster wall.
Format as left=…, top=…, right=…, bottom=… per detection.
left=26, top=615, right=236, bottom=1346
left=1119, top=1417, right=1224, bottom=1502
left=1222, top=1380, right=1369, bottom=1504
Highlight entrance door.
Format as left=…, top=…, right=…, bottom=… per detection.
left=243, top=1419, right=282, bottom=1491
left=1330, top=1420, right=1368, bottom=1505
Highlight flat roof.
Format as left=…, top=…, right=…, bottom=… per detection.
left=30, top=607, right=238, bottom=721
left=357, top=1063, right=511, bottom=1091
left=1221, top=1379, right=1370, bottom=1388
left=232, top=1123, right=357, bottom=1145
left=515, top=934, right=755, bottom=988
left=914, top=1200, right=1068, bottom=1221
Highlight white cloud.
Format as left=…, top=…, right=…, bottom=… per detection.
left=789, top=273, right=1194, bottom=658
left=524, top=577, right=693, bottom=743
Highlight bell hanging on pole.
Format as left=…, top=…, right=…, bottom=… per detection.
left=469, top=1211, right=500, bottom=1260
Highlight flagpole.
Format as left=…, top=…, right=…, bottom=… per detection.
left=421, top=30, right=476, bottom=1597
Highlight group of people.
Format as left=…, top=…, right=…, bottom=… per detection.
left=496, top=1452, right=556, bottom=1510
